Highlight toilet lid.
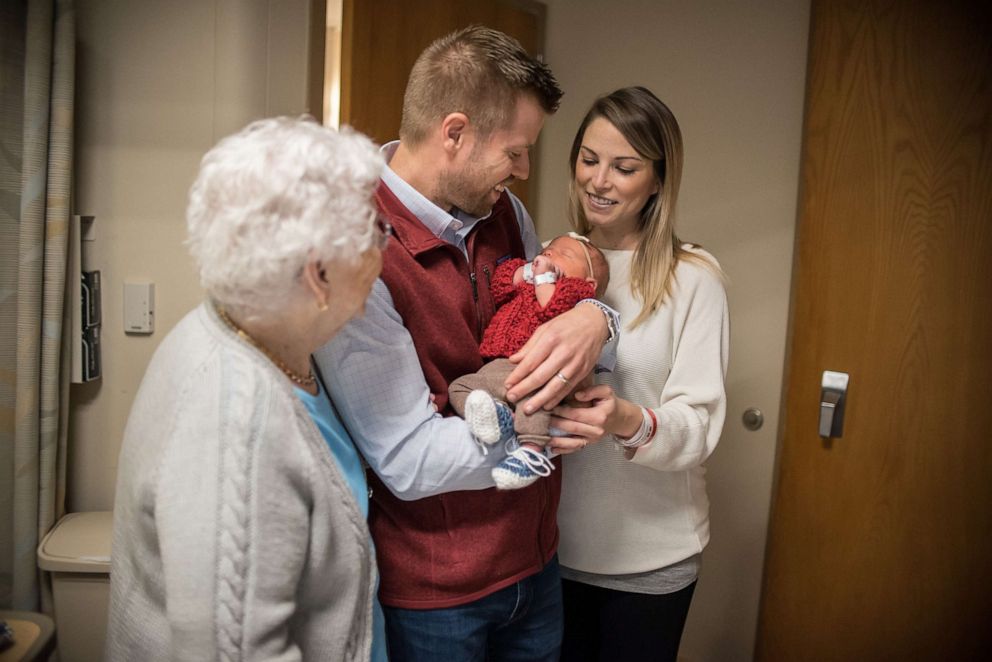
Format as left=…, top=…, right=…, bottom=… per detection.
left=37, top=511, right=112, bottom=573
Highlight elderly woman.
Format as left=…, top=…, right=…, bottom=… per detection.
left=106, top=117, right=389, bottom=661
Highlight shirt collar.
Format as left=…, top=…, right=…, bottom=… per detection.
left=380, top=141, right=495, bottom=240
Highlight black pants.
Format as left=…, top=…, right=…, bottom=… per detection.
left=560, top=578, right=696, bottom=662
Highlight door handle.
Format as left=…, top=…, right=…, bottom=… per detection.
left=819, top=371, right=849, bottom=438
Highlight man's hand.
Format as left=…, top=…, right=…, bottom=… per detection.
left=504, top=302, right=608, bottom=413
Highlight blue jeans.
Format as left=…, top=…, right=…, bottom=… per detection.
left=383, top=556, right=563, bottom=662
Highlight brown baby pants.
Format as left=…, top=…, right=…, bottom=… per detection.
left=448, top=358, right=550, bottom=447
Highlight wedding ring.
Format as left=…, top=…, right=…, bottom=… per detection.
left=556, top=371, right=570, bottom=386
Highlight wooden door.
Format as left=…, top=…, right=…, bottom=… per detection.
left=756, top=1, right=992, bottom=659
left=340, top=0, right=546, bottom=211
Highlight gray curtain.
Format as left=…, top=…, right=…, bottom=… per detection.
left=1, top=0, right=75, bottom=612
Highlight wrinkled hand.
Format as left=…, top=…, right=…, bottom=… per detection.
left=504, top=303, right=608, bottom=413
left=546, top=384, right=617, bottom=454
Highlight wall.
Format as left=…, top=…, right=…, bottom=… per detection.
left=69, top=0, right=313, bottom=511
left=536, top=1, right=810, bottom=660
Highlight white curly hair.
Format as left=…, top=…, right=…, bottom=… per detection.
left=186, top=117, right=384, bottom=317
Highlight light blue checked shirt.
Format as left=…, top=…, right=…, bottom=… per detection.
left=314, top=142, right=616, bottom=500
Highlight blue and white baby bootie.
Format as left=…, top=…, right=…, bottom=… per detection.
left=464, top=390, right=515, bottom=450
left=491, top=440, right=555, bottom=490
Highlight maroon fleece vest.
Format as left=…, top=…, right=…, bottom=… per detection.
left=371, top=182, right=562, bottom=609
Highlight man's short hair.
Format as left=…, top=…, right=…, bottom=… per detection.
left=399, top=25, right=563, bottom=146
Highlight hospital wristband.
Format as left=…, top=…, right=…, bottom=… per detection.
left=615, top=406, right=657, bottom=448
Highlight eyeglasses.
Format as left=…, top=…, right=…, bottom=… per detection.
left=375, top=217, right=393, bottom=250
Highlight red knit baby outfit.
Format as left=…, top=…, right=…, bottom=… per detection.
left=479, top=258, right=596, bottom=360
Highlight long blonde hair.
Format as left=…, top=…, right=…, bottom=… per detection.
left=567, top=87, right=722, bottom=329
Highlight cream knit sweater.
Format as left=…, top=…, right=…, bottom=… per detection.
left=559, top=246, right=729, bottom=575
left=107, top=303, right=377, bottom=661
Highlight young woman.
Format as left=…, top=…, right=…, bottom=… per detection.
left=551, top=87, right=730, bottom=662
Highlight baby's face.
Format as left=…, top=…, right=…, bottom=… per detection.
left=540, top=236, right=592, bottom=280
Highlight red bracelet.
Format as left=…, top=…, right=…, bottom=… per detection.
left=644, top=407, right=658, bottom=443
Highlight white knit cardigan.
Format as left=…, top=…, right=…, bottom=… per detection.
left=106, top=303, right=377, bottom=661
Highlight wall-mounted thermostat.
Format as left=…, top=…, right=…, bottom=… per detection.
left=124, top=282, right=155, bottom=334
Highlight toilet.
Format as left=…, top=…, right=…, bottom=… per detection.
left=37, top=511, right=112, bottom=662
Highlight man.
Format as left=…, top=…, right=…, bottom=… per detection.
left=316, top=26, right=617, bottom=660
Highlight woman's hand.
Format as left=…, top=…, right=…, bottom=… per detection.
left=546, top=384, right=616, bottom=454
left=548, top=384, right=643, bottom=454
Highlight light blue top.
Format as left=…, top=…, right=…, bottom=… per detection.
left=295, top=381, right=387, bottom=662
left=314, top=141, right=619, bottom=501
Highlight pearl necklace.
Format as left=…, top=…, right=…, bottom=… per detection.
left=217, top=306, right=317, bottom=389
